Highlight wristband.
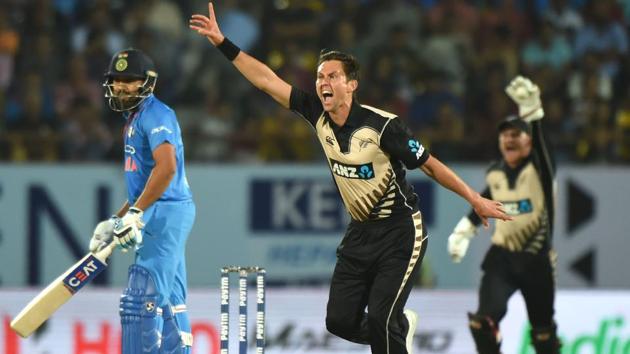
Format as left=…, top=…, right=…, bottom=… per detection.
left=217, top=37, right=241, bottom=61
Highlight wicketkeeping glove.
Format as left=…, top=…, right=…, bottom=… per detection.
left=89, top=216, right=120, bottom=252
left=114, top=207, right=145, bottom=251
left=505, top=75, right=544, bottom=122
left=447, top=216, right=477, bottom=263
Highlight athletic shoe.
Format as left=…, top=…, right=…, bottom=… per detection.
left=404, top=309, right=418, bottom=354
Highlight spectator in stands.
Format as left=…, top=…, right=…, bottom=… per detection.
left=0, top=6, right=19, bottom=155
left=521, top=19, right=573, bottom=74
left=6, top=72, right=58, bottom=161
left=0, top=0, right=625, bottom=164
left=408, top=70, right=463, bottom=134
left=419, top=102, right=465, bottom=161
left=257, top=105, right=317, bottom=162
left=59, top=97, right=112, bottom=161
left=575, top=98, right=614, bottom=161
left=613, top=92, right=630, bottom=162
left=543, top=0, right=584, bottom=36
left=541, top=95, right=577, bottom=161
left=54, top=54, right=103, bottom=118
left=186, top=90, right=236, bottom=161
left=0, top=8, right=19, bottom=95
left=568, top=53, right=613, bottom=129
left=574, top=0, right=628, bottom=77
left=71, top=0, right=124, bottom=55
left=426, top=0, right=479, bottom=35
left=420, top=11, right=475, bottom=95
left=217, top=0, right=261, bottom=53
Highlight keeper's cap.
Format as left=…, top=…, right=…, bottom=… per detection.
left=498, top=115, right=531, bottom=135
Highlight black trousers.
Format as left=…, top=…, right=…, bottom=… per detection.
left=476, top=245, right=556, bottom=329
left=326, top=212, right=428, bottom=354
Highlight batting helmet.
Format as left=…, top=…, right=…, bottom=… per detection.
left=103, top=48, right=158, bottom=112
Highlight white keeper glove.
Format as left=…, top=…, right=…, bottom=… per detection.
left=505, top=75, right=544, bottom=122
left=447, top=216, right=477, bottom=263
left=114, top=207, right=145, bottom=251
left=89, top=215, right=120, bottom=252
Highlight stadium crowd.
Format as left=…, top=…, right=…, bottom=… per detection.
left=1, top=0, right=629, bottom=163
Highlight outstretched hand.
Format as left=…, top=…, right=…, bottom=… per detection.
left=505, top=75, right=544, bottom=122
left=189, top=2, right=224, bottom=46
left=471, top=195, right=512, bottom=228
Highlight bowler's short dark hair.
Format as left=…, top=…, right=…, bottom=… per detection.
left=317, top=50, right=360, bottom=82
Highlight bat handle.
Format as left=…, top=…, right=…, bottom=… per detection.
left=94, top=241, right=119, bottom=264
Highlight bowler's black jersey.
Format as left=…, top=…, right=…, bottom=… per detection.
left=290, top=87, right=429, bottom=221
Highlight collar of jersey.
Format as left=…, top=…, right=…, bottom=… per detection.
left=123, top=94, right=155, bottom=120
left=325, top=99, right=363, bottom=129
left=501, top=153, right=532, bottom=174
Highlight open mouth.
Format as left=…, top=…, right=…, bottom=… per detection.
left=322, top=90, right=333, bottom=103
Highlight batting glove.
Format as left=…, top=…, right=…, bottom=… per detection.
left=447, top=217, right=477, bottom=263
left=89, top=215, right=120, bottom=252
left=505, top=75, right=544, bottom=122
left=114, top=207, right=145, bottom=251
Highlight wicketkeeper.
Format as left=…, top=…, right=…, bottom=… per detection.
left=447, top=76, right=560, bottom=354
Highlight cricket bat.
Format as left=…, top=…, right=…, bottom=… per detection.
left=10, top=241, right=119, bottom=338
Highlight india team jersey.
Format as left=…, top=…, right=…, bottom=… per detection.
left=290, top=87, right=429, bottom=221
left=122, top=95, right=192, bottom=204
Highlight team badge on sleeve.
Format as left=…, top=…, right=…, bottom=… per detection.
left=408, top=139, right=425, bottom=160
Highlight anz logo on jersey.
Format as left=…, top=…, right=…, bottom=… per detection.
left=330, top=158, right=374, bottom=179
left=502, top=198, right=533, bottom=215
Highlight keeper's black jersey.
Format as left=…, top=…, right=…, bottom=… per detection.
left=290, top=87, right=429, bottom=222
left=468, top=120, right=556, bottom=254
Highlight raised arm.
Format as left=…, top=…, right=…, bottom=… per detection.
left=506, top=75, right=556, bottom=230
left=189, top=2, right=292, bottom=108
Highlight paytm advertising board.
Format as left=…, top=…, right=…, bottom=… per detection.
left=1, top=289, right=629, bottom=354
left=0, top=164, right=628, bottom=288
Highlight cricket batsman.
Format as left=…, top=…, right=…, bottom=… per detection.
left=90, top=48, right=196, bottom=353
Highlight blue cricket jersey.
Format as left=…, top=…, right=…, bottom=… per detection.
left=122, top=95, right=192, bottom=204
